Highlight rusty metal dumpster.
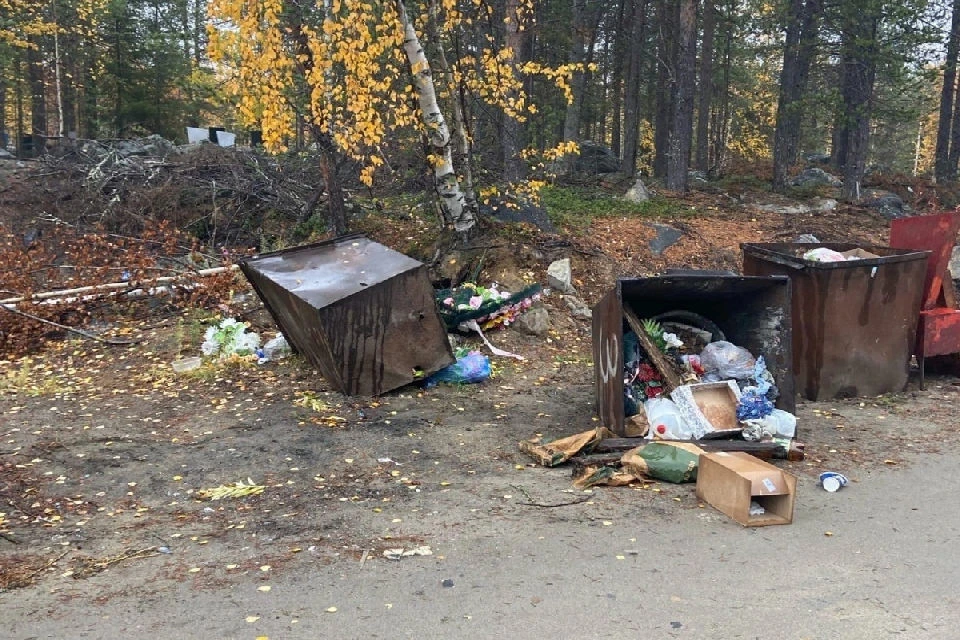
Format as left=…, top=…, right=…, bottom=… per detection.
left=240, top=234, right=455, bottom=396
left=742, top=242, right=929, bottom=400
left=592, top=273, right=794, bottom=437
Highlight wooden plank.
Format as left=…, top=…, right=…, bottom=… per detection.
left=593, top=437, right=805, bottom=460
left=622, top=306, right=684, bottom=393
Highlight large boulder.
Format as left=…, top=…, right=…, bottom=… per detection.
left=481, top=196, right=556, bottom=232
left=574, top=141, right=620, bottom=174
left=789, top=167, right=842, bottom=188
left=547, top=258, right=576, bottom=294
left=516, top=306, right=551, bottom=335
left=648, top=223, right=683, bottom=256
left=624, top=178, right=650, bottom=203
left=860, top=188, right=906, bottom=220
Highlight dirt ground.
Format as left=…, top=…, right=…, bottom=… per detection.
left=3, top=162, right=959, bottom=637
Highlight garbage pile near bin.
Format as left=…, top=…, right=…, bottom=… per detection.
left=520, top=311, right=805, bottom=490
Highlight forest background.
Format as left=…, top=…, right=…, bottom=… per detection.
left=6, top=0, right=960, bottom=235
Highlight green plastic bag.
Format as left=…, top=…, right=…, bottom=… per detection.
left=622, top=441, right=703, bottom=483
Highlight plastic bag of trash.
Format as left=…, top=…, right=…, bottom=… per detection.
left=802, top=247, right=847, bottom=262
left=263, top=334, right=291, bottom=359
left=201, top=318, right=260, bottom=359
left=736, top=388, right=775, bottom=420
left=424, top=351, right=491, bottom=387
left=700, top=341, right=756, bottom=380
left=620, top=441, right=704, bottom=483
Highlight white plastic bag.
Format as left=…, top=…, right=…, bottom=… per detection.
left=802, top=247, right=847, bottom=262
left=742, top=409, right=797, bottom=441
left=699, top=341, right=756, bottom=380
left=643, top=398, right=695, bottom=440
left=263, top=334, right=292, bottom=360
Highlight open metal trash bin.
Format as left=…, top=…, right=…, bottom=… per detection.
left=592, top=273, right=794, bottom=436
left=240, top=234, right=455, bottom=396
left=742, top=242, right=929, bottom=400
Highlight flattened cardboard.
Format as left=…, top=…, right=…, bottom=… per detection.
left=696, top=451, right=797, bottom=526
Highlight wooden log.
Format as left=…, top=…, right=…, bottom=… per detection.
left=0, top=265, right=239, bottom=306
left=622, top=306, right=684, bottom=393
left=593, top=437, right=804, bottom=461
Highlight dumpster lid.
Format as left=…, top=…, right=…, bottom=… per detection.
left=240, top=234, right=424, bottom=308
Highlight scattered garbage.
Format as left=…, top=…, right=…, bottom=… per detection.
left=519, top=427, right=615, bottom=467
left=697, top=452, right=797, bottom=527
left=802, top=247, right=883, bottom=262
left=260, top=333, right=291, bottom=362
left=621, top=441, right=703, bottom=484
left=171, top=356, right=202, bottom=373
left=196, top=478, right=266, bottom=500
left=383, top=545, right=433, bottom=561
left=700, top=341, right=756, bottom=381
left=435, top=282, right=542, bottom=332
left=643, top=397, right=692, bottom=440
left=819, top=471, right=849, bottom=492
left=424, top=350, right=491, bottom=387
left=201, top=318, right=260, bottom=359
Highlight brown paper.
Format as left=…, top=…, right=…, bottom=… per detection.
left=519, top=427, right=615, bottom=467
left=572, top=465, right=636, bottom=489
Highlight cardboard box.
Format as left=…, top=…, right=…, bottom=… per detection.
left=696, top=452, right=797, bottom=526
left=671, top=381, right=741, bottom=439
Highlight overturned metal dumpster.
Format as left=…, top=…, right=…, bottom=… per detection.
left=592, top=273, right=794, bottom=436
left=240, top=234, right=455, bottom=396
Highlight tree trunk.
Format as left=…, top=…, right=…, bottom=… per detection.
left=0, top=58, right=6, bottom=150
left=428, top=0, right=478, bottom=215
left=837, top=11, right=878, bottom=201
left=695, top=1, right=715, bottom=173
left=27, top=40, right=46, bottom=157
left=16, top=54, right=25, bottom=157
left=665, top=0, right=696, bottom=191
left=652, top=0, right=677, bottom=178
left=562, top=0, right=602, bottom=173
left=935, top=0, right=960, bottom=182
left=709, top=3, right=733, bottom=175
left=610, top=0, right=629, bottom=158
left=772, top=0, right=823, bottom=191
left=502, top=0, right=527, bottom=183
left=318, top=136, right=348, bottom=236
left=396, top=0, right=475, bottom=233
left=620, top=0, right=649, bottom=176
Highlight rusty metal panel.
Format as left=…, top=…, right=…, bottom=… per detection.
left=592, top=274, right=793, bottom=436
left=890, top=212, right=960, bottom=310
left=918, top=309, right=960, bottom=358
left=593, top=287, right=625, bottom=435
left=743, top=242, right=929, bottom=400
left=240, top=234, right=454, bottom=396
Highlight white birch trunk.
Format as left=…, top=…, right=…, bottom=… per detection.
left=395, top=0, right=475, bottom=233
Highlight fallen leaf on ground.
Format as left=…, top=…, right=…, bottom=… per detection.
left=196, top=478, right=265, bottom=500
